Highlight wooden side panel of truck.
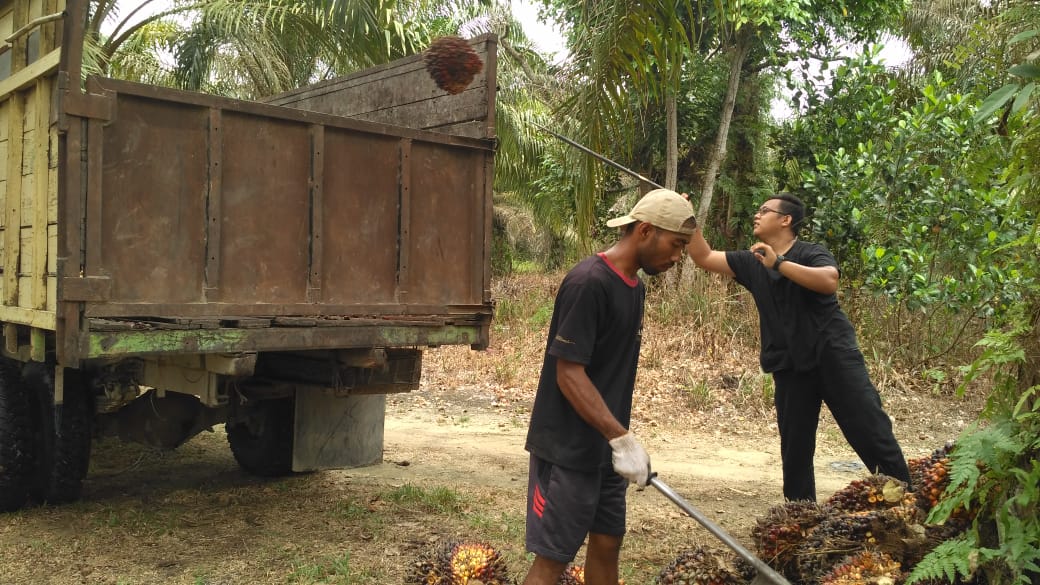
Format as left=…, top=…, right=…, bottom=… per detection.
left=0, top=0, right=495, bottom=511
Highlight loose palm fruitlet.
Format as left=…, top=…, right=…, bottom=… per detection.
left=655, top=546, right=745, bottom=585
left=424, top=36, right=484, bottom=94
left=751, top=500, right=826, bottom=574
left=558, top=564, right=626, bottom=585
left=558, top=564, right=585, bottom=585
left=824, top=474, right=913, bottom=514
left=819, top=550, right=903, bottom=585
left=410, top=540, right=512, bottom=585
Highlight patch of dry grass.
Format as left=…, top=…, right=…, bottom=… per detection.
left=422, top=268, right=988, bottom=446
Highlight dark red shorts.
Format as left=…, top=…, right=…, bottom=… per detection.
left=524, top=453, right=627, bottom=563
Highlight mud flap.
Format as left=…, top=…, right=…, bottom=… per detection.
left=292, top=391, right=385, bottom=471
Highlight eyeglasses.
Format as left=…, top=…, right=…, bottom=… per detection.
left=755, top=206, right=788, bottom=217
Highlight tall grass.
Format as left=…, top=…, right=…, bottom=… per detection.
left=421, top=262, right=989, bottom=434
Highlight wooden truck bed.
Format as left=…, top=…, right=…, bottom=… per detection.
left=0, top=0, right=495, bottom=367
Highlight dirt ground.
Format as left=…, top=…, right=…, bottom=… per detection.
left=0, top=348, right=982, bottom=585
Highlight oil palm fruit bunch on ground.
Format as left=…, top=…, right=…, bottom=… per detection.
left=794, top=505, right=929, bottom=584
left=819, top=550, right=903, bottom=585
left=751, top=500, right=825, bottom=574
left=424, top=36, right=484, bottom=94
left=909, top=444, right=955, bottom=513
left=793, top=511, right=884, bottom=583
left=824, top=474, right=913, bottom=513
left=411, top=540, right=452, bottom=585
left=409, top=540, right=512, bottom=584
left=655, top=546, right=745, bottom=585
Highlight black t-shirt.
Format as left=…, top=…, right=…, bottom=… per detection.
left=525, top=254, right=644, bottom=471
left=726, top=240, right=859, bottom=373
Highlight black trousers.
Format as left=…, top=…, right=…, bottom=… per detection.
left=772, top=349, right=911, bottom=502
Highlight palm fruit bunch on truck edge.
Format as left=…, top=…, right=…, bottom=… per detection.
left=424, top=35, right=484, bottom=94
left=409, top=539, right=511, bottom=584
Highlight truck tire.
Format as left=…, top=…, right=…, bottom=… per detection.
left=23, top=363, right=94, bottom=505
left=0, top=360, right=34, bottom=512
left=227, top=397, right=294, bottom=476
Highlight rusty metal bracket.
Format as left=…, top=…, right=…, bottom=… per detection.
left=60, top=276, right=112, bottom=302
left=55, top=72, right=115, bottom=130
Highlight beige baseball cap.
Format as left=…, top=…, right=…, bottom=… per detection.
left=606, top=188, right=698, bottom=234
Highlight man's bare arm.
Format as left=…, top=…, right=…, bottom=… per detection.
left=556, top=358, right=627, bottom=440
left=686, top=227, right=734, bottom=276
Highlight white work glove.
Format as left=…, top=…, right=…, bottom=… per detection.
left=609, top=432, right=651, bottom=487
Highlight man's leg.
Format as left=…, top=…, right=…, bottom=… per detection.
left=522, top=556, right=567, bottom=585
left=523, top=454, right=603, bottom=583
left=583, top=470, right=627, bottom=585
left=583, top=532, right=622, bottom=585
left=773, top=369, right=823, bottom=501
left=820, top=349, right=911, bottom=484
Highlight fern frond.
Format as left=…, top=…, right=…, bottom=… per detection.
left=906, top=536, right=978, bottom=584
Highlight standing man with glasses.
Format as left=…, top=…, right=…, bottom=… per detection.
left=685, top=192, right=911, bottom=502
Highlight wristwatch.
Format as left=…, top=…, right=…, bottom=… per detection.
left=773, top=255, right=787, bottom=270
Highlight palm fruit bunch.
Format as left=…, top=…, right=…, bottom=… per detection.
left=558, top=564, right=585, bottom=585
left=824, top=474, right=913, bottom=514
left=908, top=444, right=955, bottom=513
left=409, top=540, right=512, bottom=585
left=424, top=36, right=484, bottom=94
left=557, top=564, right=625, bottom=585
left=793, top=511, right=880, bottom=582
left=819, top=550, right=903, bottom=585
left=750, top=500, right=825, bottom=575
left=411, top=540, right=453, bottom=585
left=655, top=546, right=745, bottom=585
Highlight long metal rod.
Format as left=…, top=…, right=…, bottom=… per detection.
left=648, top=475, right=792, bottom=585
left=531, top=122, right=664, bottom=190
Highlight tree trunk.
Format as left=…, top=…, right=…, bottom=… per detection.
left=697, top=31, right=752, bottom=220
left=665, top=92, right=678, bottom=190
left=1020, top=299, right=1040, bottom=393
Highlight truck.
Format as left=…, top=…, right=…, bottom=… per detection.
left=0, top=0, right=496, bottom=512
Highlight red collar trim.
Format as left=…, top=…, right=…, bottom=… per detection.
left=597, top=253, right=639, bottom=288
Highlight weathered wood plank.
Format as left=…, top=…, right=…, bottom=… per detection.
left=307, top=124, right=323, bottom=303
left=263, top=35, right=495, bottom=138
left=0, top=303, right=55, bottom=329
left=92, top=77, right=493, bottom=152
left=397, top=138, right=411, bottom=303
left=220, top=317, right=272, bottom=329
left=4, top=92, right=24, bottom=305
left=273, top=316, right=317, bottom=327
left=204, top=108, right=222, bottom=299
left=32, top=77, right=49, bottom=310
left=81, top=301, right=489, bottom=319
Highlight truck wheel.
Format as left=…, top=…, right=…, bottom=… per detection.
left=0, top=360, right=34, bottom=512
left=227, top=397, right=294, bottom=476
left=23, top=364, right=94, bottom=504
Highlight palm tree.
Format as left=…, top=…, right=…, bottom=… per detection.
left=83, top=0, right=472, bottom=97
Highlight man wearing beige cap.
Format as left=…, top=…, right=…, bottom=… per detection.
left=522, top=189, right=697, bottom=585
